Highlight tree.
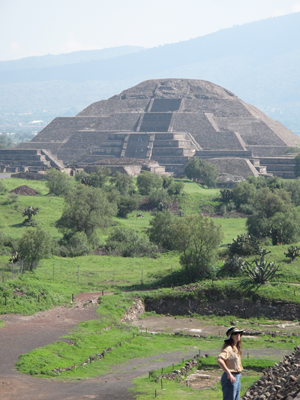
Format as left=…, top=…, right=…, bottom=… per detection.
left=22, top=206, right=39, bottom=224
left=232, top=181, right=257, bottom=210
left=110, top=172, right=136, bottom=196
left=283, top=179, right=300, bottom=206
left=81, top=167, right=111, bottom=189
left=136, top=171, right=162, bottom=195
left=55, top=184, right=117, bottom=240
left=148, top=210, right=176, bottom=250
left=247, top=210, right=300, bottom=245
left=117, top=196, right=139, bottom=218
left=18, top=227, right=52, bottom=271
left=172, top=214, right=223, bottom=281
left=45, top=169, right=72, bottom=196
left=105, top=227, right=157, bottom=257
left=184, top=158, right=218, bottom=187
left=255, top=187, right=291, bottom=218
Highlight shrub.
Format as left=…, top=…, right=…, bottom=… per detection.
left=184, top=158, right=218, bottom=188
left=136, top=171, right=162, bottom=196
left=45, top=169, right=72, bottom=196
left=228, top=234, right=261, bottom=257
left=284, top=246, right=300, bottom=263
left=147, top=210, right=176, bottom=250
left=105, top=227, right=158, bottom=257
left=218, top=254, right=245, bottom=277
left=117, top=196, right=139, bottom=218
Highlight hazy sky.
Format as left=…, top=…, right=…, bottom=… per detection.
left=1, top=0, right=300, bottom=61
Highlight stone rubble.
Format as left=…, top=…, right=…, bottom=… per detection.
left=242, top=345, right=300, bottom=399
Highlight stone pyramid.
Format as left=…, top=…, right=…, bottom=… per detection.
left=17, top=79, right=300, bottom=177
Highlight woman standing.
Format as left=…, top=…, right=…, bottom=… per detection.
left=217, top=326, right=244, bottom=400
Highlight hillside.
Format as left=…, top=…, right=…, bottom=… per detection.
left=1, top=12, right=300, bottom=133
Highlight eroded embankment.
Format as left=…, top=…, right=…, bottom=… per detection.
left=143, top=287, right=300, bottom=321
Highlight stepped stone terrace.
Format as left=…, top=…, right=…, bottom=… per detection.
left=13, top=79, right=300, bottom=179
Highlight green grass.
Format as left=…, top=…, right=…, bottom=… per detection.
left=212, top=217, right=247, bottom=245
left=0, top=319, right=4, bottom=328
left=132, top=372, right=261, bottom=400
left=15, top=294, right=207, bottom=379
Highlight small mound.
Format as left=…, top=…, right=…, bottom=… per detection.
left=9, top=185, right=38, bottom=196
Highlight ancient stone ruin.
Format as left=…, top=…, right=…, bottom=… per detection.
left=242, top=345, right=300, bottom=399
left=2, top=79, right=300, bottom=178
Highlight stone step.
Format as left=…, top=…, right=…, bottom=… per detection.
left=0, top=149, right=42, bottom=155
left=196, top=150, right=253, bottom=158
left=154, top=133, right=188, bottom=140
left=152, top=156, right=189, bottom=164
left=259, top=157, right=295, bottom=165
left=153, top=140, right=193, bottom=148
left=152, top=148, right=195, bottom=156
left=265, top=164, right=295, bottom=172
left=271, top=171, right=296, bottom=179
left=90, top=148, right=122, bottom=155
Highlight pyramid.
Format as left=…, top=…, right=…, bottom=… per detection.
left=17, top=79, right=300, bottom=178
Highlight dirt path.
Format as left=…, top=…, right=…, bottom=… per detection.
left=0, top=295, right=294, bottom=400
left=0, top=294, right=209, bottom=400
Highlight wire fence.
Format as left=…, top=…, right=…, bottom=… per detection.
left=0, top=260, right=181, bottom=290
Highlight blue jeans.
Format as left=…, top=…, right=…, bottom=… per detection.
left=221, top=372, right=241, bottom=400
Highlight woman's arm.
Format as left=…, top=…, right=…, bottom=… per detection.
left=217, top=357, right=236, bottom=383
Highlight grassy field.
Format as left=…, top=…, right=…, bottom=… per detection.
left=2, top=176, right=300, bottom=398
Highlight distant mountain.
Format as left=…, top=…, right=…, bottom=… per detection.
left=0, top=13, right=300, bottom=132
left=0, top=46, right=145, bottom=71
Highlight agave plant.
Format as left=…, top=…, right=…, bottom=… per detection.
left=241, top=254, right=282, bottom=284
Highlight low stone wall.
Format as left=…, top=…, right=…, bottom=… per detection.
left=144, top=297, right=300, bottom=321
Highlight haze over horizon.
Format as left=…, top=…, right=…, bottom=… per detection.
left=1, top=0, right=300, bottom=61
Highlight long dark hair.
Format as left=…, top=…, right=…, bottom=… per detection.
left=222, top=337, right=243, bottom=356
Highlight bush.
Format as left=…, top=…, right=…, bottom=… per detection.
left=45, top=169, right=72, bottom=196
left=81, top=167, right=110, bottom=188
left=218, top=254, right=245, bottom=277
left=117, top=196, right=139, bottom=218
left=147, top=210, right=176, bottom=250
left=228, top=234, right=261, bottom=257
left=105, top=227, right=158, bottom=257
left=185, top=158, right=218, bottom=188
left=145, top=188, right=169, bottom=210
left=136, top=171, right=162, bottom=196
left=55, top=232, right=91, bottom=257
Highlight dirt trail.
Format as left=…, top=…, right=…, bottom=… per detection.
left=0, top=294, right=294, bottom=400
left=0, top=294, right=207, bottom=400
